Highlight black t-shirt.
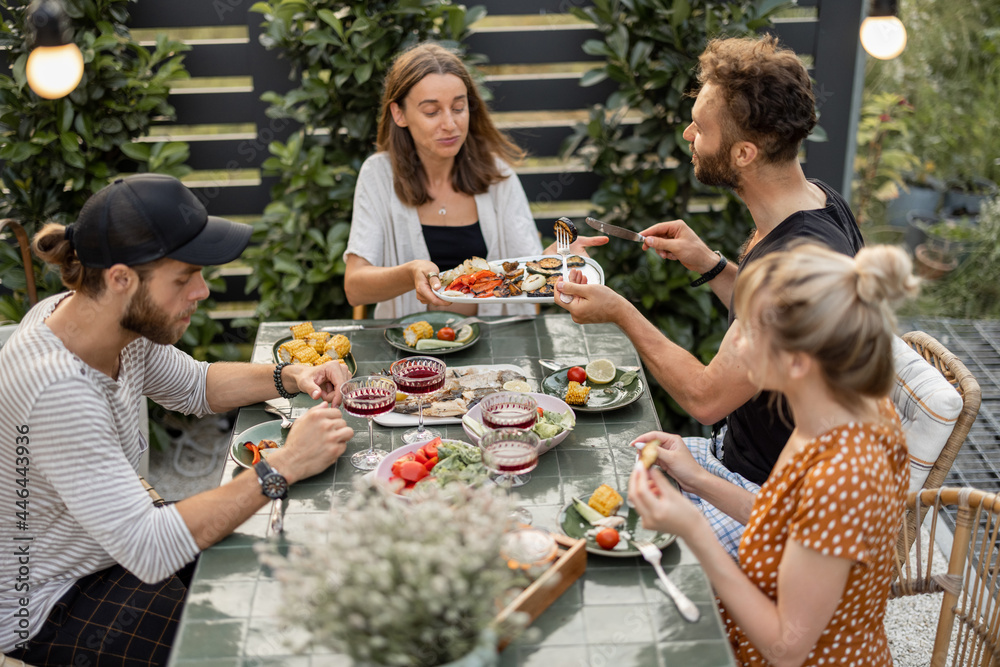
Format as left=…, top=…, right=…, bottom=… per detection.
left=721, top=180, right=864, bottom=486
left=421, top=221, right=489, bottom=273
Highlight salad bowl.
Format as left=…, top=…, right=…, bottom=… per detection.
left=462, top=392, right=575, bottom=456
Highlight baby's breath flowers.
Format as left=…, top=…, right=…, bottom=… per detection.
left=256, top=481, right=526, bottom=666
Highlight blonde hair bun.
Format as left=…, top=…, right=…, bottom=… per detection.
left=854, top=245, right=921, bottom=306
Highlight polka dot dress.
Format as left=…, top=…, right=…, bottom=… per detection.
left=722, top=398, right=909, bottom=666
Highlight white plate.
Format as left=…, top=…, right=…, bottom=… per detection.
left=462, top=392, right=574, bottom=456
left=433, top=255, right=605, bottom=304
left=373, top=364, right=529, bottom=427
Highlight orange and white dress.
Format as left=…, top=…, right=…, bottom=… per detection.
left=722, top=399, right=909, bottom=666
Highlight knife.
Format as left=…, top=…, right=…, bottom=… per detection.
left=585, top=217, right=646, bottom=243
left=320, top=323, right=400, bottom=332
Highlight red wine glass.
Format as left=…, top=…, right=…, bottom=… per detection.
left=480, top=392, right=538, bottom=431
left=341, top=375, right=397, bottom=470
left=390, top=356, right=447, bottom=444
left=480, top=428, right=540, bottom=525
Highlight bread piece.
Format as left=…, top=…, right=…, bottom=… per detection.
left=640, top=440, right=659, bottom=469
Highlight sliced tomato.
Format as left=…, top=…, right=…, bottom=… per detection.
left=399, top=460, right=429, bottom=482
left=423, top=440, right=440, bottom=458
left=414, top=450, right=428, bottom=465
left=424, top=457, right=437, bottom=471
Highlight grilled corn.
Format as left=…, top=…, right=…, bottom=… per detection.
left=289, top=322, right=315, bottom=339
left=290, top=345, right=320, bottom=365
left=277, top=339, right=310, bottom=363
left=324, top=334, right=352, bottom=359
left=315, top=354, right=335, bottom=366
left=403, top=321, right=434, bottom=347
left=564, top=381, right=591, bottom=405
left=305, top=331, right=330, bottom=353
left=588, top=484, right=623, bottom=517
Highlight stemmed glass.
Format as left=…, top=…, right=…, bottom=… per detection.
left=341, top=375, right=398, bottom=471
left=390, top=356, right=447, bottom=444
left=480, top=428, right=540, bottom=526
left=480, top=392, right=538, bottom=431
left=479, top=392, right=538, bottom=486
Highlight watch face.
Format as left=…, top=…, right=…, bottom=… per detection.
left=261, top=472, right=288, bottom=499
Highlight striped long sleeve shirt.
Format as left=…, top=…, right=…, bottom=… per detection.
left=0, top=293, right=206, bottom=651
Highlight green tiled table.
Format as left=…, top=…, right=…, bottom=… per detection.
left=167, top=315, right=736, bottom=667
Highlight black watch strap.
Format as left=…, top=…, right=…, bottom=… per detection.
left=690, top=251, right=728, bottom=287
left=253, top=459, right=288, bottom=500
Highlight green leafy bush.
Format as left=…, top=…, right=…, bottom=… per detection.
left=565, top=0, right=789, bottom=432
left=0, top=0, right=191, bottom=324
left=244, top=0, right=485, bottom=322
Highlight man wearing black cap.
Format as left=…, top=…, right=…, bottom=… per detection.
left=0, top=174, right=354, bottom=665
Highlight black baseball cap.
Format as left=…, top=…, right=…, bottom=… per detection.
left=67, top=174, right=252, bottom=268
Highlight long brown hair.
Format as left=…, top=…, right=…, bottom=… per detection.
left=375, top=42, right=525, bottom=206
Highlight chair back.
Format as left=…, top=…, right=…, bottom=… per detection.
left=892, top=487, right=1000, bottom=667
left=0, top=219, right=37, bottom=308
left=895, top=332, right=981, bottom=564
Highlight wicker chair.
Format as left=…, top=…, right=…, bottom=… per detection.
left=892, top=487, right=1000, bottom=667
left=896, top=331, right=982, bottom=565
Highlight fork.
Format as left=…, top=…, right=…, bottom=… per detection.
left=632, top=539, right=701, bottom=622
left=554, top=223, right=574, bottom=304
left=444, top=313, right=536, bottom=329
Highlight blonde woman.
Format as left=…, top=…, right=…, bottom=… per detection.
left=343, top=42, right=605, bottom=318
left=629, top=243, right=918, bottom=666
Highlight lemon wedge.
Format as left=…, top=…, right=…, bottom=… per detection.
left=502, top=380, right=532, bottom=393
left=585, top=359, right=616, bottom=384
left=455, top=325, right=475, bottom=344
left=395, top=391, right=408, bottom=402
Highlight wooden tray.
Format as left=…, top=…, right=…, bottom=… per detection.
left=495, top=533, right=587, bottom=650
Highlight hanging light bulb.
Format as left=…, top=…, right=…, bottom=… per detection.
left=25, top=0, right=84, bottom=99
left=861, top=0, right=907, bottom=60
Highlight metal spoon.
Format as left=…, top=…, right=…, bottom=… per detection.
left=263, top=404, right=294, bottom=429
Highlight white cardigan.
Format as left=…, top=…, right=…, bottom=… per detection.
left=344, top=152, right=543, bottom=318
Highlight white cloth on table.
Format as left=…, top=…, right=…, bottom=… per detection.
left=344, top=152, right=543, bottom=319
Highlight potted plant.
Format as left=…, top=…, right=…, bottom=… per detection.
left=944, top=177, right=998, bottom=216
left=256, top=482, right=526, bottom=666
left=885, top=166, right=945, bottom=226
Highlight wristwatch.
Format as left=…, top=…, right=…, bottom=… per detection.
left=253, top=459, right=288, bottom=500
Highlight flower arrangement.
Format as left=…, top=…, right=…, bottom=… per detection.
left=256, top=481, right=524, bottom=666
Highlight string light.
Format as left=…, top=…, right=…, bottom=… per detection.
left=861, top=0, right=907, bottom=60
left=25, top=0, right=84, bottom=99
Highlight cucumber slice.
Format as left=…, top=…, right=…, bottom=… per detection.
left=415, top=338, right=464, bottom=350
left=571, top=496, right=606, bottom=525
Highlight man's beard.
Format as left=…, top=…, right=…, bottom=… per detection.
left=120, top=282, right=190, bottom=345
left=693, top=138, right=741, bottom=191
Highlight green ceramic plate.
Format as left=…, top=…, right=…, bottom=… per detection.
left=231, top=421, right=287, bottom=469
left=541, top=367, right=645, bottom=412
left=271, top=338, right=357, bottom=376
left=384, top=312, right=481, bottom=355
left=559, top=492, right=675, bottom=558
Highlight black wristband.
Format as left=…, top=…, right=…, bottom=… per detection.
left=273, top=362, right=299, bottom=399
left=690, top=251, right=728, bottom=287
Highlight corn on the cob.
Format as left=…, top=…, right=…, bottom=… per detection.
left=588, top=484, right=623, bottom=517
left=403, top=321, right=434, bottom=347
left=291, top=346, right=320, bottom=365
left=289, top=322, right=315, bottom=339
left=314, top=354, right=335, bottom=366
left=277, top=339, right=310, bottom=363
left=305, top=331, right=330, bottom=353
left=564, top=381, right=591, bottom=405
left=324, top=334, right=352, bottom=359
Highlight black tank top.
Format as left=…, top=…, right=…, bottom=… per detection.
left=421, top=221, right=489, bottom=274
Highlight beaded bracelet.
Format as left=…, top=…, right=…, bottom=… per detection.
left=273, top=362, right=299, bottom=399
left=690, top=251, right=728, bottom=287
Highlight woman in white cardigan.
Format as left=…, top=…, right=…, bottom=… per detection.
left=344, top=42, right=605, bottom=319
